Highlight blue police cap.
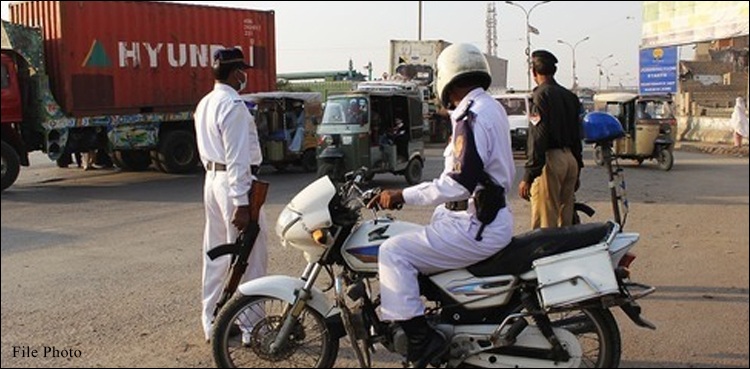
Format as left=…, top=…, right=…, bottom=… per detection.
left=212, top=48, right=251, bottom=70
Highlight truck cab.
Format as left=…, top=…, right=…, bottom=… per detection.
left=1, top=53, right=23, bottom=125
left=1, top=51, right=38, bottom=191
left=494, top=92, right=532, bottom=153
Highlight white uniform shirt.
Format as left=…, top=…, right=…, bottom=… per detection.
left=194, top=83, right=262, bottom=206
left=403, top=87, right=515, bottom=213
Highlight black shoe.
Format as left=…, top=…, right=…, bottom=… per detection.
left=408, top=330, right=447, bottom=368
left=401, top=316, right=449, bottom=368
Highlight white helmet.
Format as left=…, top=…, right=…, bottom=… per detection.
left=436, top=43, right=491, bottom=108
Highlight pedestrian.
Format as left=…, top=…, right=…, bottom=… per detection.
left=731, top=97, right=748, bottom=147
left=518, top=50, right=584, bottom=229
left=74, top=152, right=83, bottom=168
left=194, top=47, right=268, bottom=343
left=287, top=102, right=305, bottom=152
left=369, top=43, right=515, bottom=368
left=82, top=149, right=97, bottom=171
left=378, top=117, right=404, bottom=168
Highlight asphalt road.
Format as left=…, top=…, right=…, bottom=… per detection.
left=1, top=147, right=748, bottom=368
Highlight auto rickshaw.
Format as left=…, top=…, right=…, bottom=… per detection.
left=592, top=93, right=677, bottom=171
left=241, top=92, right=322, bottom=172
left=316, top=83, right=425, bottom=184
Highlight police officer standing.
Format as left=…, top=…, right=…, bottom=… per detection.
left=194, top=48, right=267, bottom=342
left=370, top=43, right=515, bottom=368
left=518, top=50, right=583, bottom=229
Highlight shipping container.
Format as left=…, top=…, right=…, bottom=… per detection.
left=387, top=39, right=508, bottom=143
left=11, top=1, right=276, bottom=116
left=1, top=1, right=277, bottom=189
left=389, top=39, right=451, bottom=75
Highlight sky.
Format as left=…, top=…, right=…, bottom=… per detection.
left=1, top=1, right=645, bottom=90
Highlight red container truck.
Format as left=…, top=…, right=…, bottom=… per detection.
left=1, top=1, right=276, bottom=191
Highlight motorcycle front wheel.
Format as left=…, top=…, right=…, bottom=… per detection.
left=212, top=295, right=339, bottom=368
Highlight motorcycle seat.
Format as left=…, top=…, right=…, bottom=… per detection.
left=467, top=222, right=615, bottom=277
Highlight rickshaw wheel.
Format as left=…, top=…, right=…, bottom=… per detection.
left=273, top=163, right=289, bottom=172
left=657, top=148, right=674, bottom=171
left=404, top=158, right=423, bottom=185
left=593, top=145, right=605, bottom=166
left=301, top=149, right=317, bottom=172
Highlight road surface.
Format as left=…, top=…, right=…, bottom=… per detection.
left=2, top=148, right=748, bottom=367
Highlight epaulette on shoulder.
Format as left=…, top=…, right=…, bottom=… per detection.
left=456, top=100, right=476, bottom=121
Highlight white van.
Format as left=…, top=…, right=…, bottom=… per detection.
left=494, top=93, right=532, bottom=152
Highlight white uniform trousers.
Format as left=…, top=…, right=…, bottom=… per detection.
left=378, top=206, right=513, bottom=321
left=201, top=170, right=268, bottom=340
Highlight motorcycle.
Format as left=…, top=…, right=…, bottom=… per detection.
left=211, top=168, right=655, bottom=368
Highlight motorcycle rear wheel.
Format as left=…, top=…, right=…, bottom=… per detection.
left=459, top=307, right=620, bottom=368
left=212, top=295, right=339, bottom=368
left=549, top=308, right=621, bottom=368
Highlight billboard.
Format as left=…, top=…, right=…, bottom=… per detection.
left=639, top=46, right=678, bottom=95
left=642, top=1, right=750, bottom=48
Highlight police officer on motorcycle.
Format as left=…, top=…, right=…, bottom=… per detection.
left=370, top=43, right=516, bottom=368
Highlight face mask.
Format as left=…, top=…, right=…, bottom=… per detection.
left=236, top=70, right=247, bottom=92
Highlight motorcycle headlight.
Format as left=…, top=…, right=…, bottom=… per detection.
left=276, top=206, right=301, bottom=239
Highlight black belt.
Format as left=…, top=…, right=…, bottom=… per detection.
left=206, top=162, right=260, bottom=175
left=206, top=162, right=227, bottom=171
left=445, top=200, right=468, bottom=211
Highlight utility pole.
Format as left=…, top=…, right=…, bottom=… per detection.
left=594, top=54, right=614, bottom=91
left=486, top=2, right=498, bottom=56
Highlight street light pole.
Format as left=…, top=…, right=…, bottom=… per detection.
left=557, top=36, right=589, bottom=91
left=505, top=1, right=551, bottom=90
left=418, top=1, right=423, bottom=41
left=594, top=54, right=614, bottom=91
left=603, top=62, right=619, bottom=89
left=609, top=71, right=631, bottom=88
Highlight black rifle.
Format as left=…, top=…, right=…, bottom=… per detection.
left=207, top=180, right=269, bottom=319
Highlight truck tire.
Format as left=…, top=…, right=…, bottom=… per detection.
left=155, top=130, right=198, bottom=174
left=1, top=141, right=21, bottom=192
left=113, top=150, right=152, bottom=171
